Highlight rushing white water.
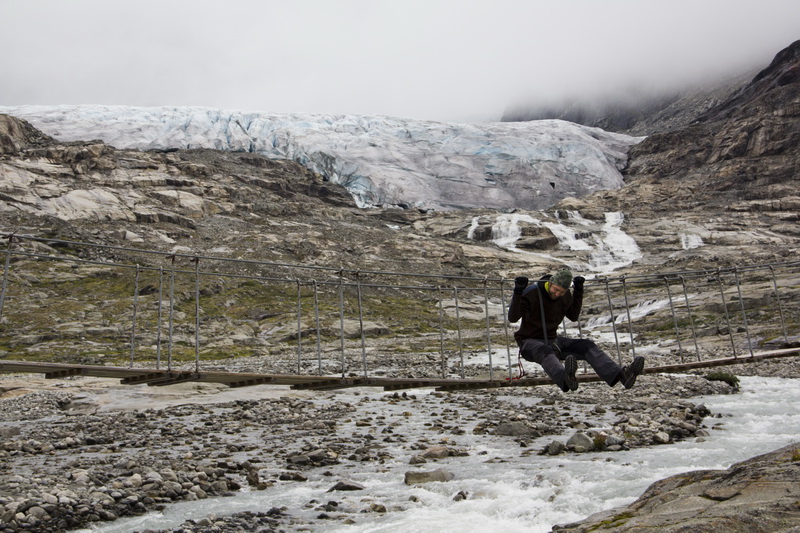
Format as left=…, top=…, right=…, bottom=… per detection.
left=83, top=376, right=800, bottom=533
left=587, top=212, right=642, bottom=272
left=680, top=233, right=705, bottom=250
left=484, top=211, right=642, bottom=273
left=584, top=298, right=672, bottom=328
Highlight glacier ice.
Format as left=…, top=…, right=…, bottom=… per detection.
left=0, top=105, right=643, bottom=211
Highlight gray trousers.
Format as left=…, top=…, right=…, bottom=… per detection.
left=519, top=337, right=622, bottom=388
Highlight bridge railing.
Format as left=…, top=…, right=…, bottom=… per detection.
left=0, top=233, right=798, bottom=383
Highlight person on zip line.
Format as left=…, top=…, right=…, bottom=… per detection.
left=507, top=268, right=645, bottom=392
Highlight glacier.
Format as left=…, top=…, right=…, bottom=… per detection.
left=0, top=105, right=643, bottom=211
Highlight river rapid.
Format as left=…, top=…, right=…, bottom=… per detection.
left=81, top=375, right=800, bottom=533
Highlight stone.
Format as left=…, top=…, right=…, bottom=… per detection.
left=566, top=432, right=595, bottom=453
left=288, top=454, right=311, bottom=466
left=653, top=432, right=671, bottom=444
left=419, top=445, right=450, bottom=459
left=545, top=440, right=566, bottom=455
left=404, top=469, right=455, bottom=485
left=327, top=481, right=365, bottom=492
left=495, top=421, right=538, bottom=437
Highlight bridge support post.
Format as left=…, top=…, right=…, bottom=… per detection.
left=313, top=280, right=322, bottom=375
left=355, top=271, right=368, bottom=379
left=437, top=286, right=446, bottom=379
left=338, top=270, right=346, bottom=378
left=296, top=279, right=303, bottom=375
left=768, top=266, right=789, bottom=343
left=0, top=234, right=14, bottom=322
left=621, top=276, right=637, bottom=359
left=156, top=267, right=164, bottom=370
left=679, top=276, right=702, bottom=361
left=167, top=254, right=176, bottom=372
left=193, top=256, right=201, bottom=373
left=664, top=277, right=685, bottom=362
left=499, top=280, right=514, bottom=380
left=734, top=268, right=755, bottom=357
left=483, top=277, right=494, bottom=381
left=602, top=278, right=623, bottom=364
left=453, top=286, right=465, bottom=379
left=716, top=270, right=737, bottom=358
left=129, top=265, right=140, bottom=369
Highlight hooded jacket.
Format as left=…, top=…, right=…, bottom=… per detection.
left=507, top=276, right=583, bottom=346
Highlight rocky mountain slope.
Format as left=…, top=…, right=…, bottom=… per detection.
left=0, top=38, right=796, bottom=296
left=622, top=39, right=800, bottom=211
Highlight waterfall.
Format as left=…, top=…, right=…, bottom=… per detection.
left=681, top=234, right=704, bottom=250
left=587, top=212, right=642, bottom=272
left=481, top=211, right=642, bottom=273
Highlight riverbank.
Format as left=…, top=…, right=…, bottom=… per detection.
left=1, top=359, right=798, bottom=532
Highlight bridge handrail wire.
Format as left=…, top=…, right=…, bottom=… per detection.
left=3, top=232, right=799, bottom=287
left=0, top=233, right=798, bottom=385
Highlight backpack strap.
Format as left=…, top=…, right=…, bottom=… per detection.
left=534, top=282, right=550, bottom=345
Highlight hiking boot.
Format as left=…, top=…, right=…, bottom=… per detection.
left=620, top=356, right=645, bottom=389
left=562, top=354, right=579, bottom=392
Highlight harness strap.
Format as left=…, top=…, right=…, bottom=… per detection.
left=506, top=282, right=553, bottom=381
left=536, top=282, right=550, bottom=346
left=506, top=350, right=527, bottom=381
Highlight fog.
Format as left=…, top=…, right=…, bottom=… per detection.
left=1, top=0, right=798, bottom=122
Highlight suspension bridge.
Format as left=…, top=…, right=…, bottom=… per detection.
left=0, top=233, right=798, bottom=392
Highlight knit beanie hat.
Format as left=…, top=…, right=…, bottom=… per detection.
left=551, top=268, right=573, bottom=289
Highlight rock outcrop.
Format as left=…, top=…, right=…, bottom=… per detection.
left=553, top=442, right=800, bottom=532
left=620, top=39, right=800, bottom=212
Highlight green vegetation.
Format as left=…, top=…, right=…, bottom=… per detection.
left=586, top=511, right=635, bottom=531
left=593, top=433, right=608, bottom=451
left=705, top=371, right=740, bottom=387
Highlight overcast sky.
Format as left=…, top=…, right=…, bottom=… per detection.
left=1, top=0, right=798, bottom=122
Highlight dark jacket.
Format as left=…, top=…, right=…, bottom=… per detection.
left=508, top=278, right=583, bottom=346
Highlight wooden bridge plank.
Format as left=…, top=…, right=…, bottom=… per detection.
left=0, top=346, right=797, bottom=392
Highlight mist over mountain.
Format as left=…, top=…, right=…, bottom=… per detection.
left=501, top=69, right=758, bottom=136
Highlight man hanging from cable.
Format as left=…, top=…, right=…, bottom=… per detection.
left=508, top=268, right=645, bottom=392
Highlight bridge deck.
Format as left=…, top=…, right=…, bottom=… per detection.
left=1, top=347, right=798, bottom=392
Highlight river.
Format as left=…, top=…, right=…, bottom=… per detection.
left=82, top=375, right=800, bottom=532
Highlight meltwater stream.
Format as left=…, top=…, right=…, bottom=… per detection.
left=84, top=376, right=800, bottom=533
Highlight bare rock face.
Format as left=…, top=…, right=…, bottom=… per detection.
left=0, top=114, right=54, bottom=155
left=0, top=114, right=520, bottom=277
left=622, top=39, right=800, bottom=211
left=553, top=443, right=800, bottom=532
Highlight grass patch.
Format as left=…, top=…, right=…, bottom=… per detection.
left=587, top=511, right=635, bottom=531
left=705, top=371, right=740, bottom=387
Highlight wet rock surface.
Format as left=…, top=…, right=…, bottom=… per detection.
left=553, top=442, right=800, bottom=533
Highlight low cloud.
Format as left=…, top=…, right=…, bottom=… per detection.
left=1, top=0, right=798, bottom=122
